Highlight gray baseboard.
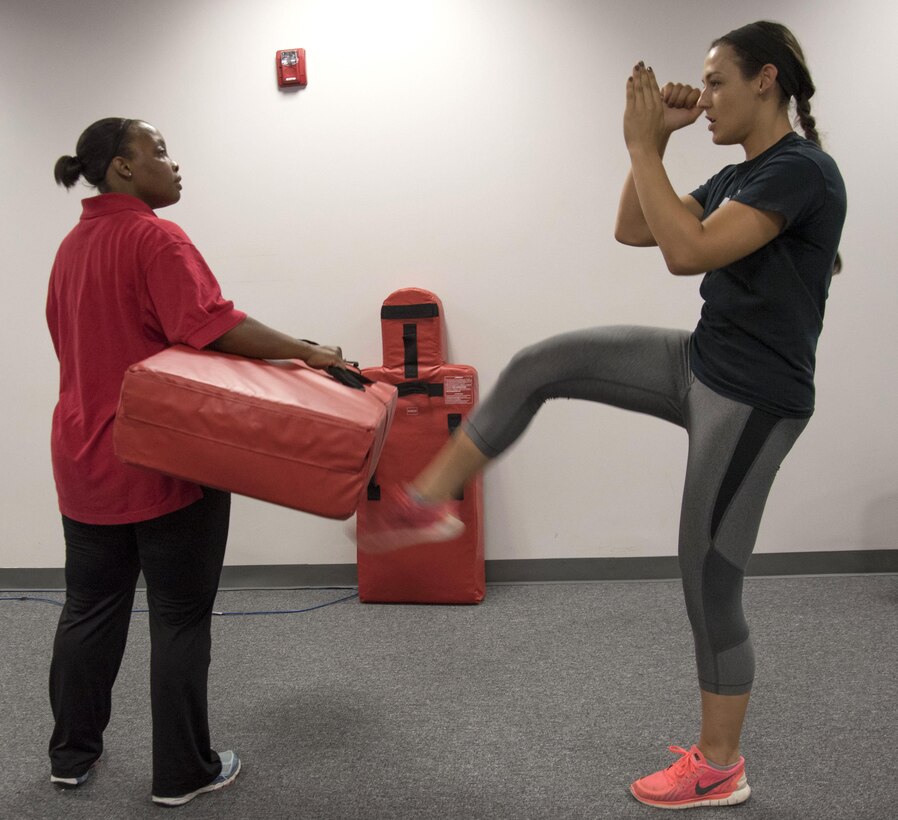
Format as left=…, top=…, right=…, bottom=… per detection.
left=1, top=549, right=895, bottom=590
left=485, top=550, right=898, bottom=582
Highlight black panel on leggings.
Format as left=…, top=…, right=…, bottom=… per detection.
left=710, top=408, right=781, bottom=541
left=703, top=547, right=749, bottom=654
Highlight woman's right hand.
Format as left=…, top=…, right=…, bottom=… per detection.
left=303, top=344, right=349, bottom=370
left=660, top=82, right=702, bottom=133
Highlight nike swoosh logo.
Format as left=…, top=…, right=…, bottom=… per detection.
left=695, top=774, right=736, bottom=796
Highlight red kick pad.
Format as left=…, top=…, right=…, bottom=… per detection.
left=113, top=345, right=397, bottom=519
left=356, top=289, right=485, bottom=603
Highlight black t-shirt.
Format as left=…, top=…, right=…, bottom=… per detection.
left=689, top=132, right=847, bottom=417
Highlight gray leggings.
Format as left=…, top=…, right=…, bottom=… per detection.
left=465, top=326, right=808, bottom=695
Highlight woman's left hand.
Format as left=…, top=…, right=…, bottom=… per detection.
left=623, top=62, right=671, bottom=155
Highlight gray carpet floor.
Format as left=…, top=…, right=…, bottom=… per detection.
left=1, top=575, right=896, bottom=819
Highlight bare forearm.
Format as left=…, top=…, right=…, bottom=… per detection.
left=206, top=316, right=320, bottom=360
left=628, top=147, right=704, bottom=275
left=615, top=135, right=669, bottom=246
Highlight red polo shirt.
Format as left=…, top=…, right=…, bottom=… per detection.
left=47, top=193, right=247, bottom=524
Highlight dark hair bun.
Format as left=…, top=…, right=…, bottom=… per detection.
left=54, top=154, right=84, bottom=189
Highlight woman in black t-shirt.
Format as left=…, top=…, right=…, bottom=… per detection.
left=362, top=21, right=846, bottom=810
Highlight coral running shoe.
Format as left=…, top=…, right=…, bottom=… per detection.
left=358, top=485, right=464, bottom=553
left=630, top=745, right=750, bottom=809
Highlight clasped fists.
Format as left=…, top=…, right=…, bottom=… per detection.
left=624, top=62, right=702, bottom=154
left=660, top=81, right=702, bottom=131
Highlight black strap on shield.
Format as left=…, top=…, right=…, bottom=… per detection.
left=402, top=324, right=418, bottom=378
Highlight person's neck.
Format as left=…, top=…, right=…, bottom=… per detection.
left=741, top=114, right=794, bottom=161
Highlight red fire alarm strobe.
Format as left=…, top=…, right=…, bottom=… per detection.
left=276, top=48, right=307, bottom=88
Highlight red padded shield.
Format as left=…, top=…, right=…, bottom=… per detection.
left=356, top=289, right=485, bottom=603
left=113, top=345, right=397, bottom=519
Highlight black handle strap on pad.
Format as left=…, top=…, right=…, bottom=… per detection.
left=381, top=303, right=440, bottom=320
left=396, top=381, right=444, bottom=398
left=402, top=324, right=418, bottom=378
left=325, top=366, right=373, bottom=390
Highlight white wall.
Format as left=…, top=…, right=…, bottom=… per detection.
left=1, top=0, right=895, bottom=568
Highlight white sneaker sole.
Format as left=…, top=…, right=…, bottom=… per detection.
left=50, top=755, right=101, bottom=788
left=630, top=775, right=751, bottom=810
left=152, top=756, right=241, bottom=807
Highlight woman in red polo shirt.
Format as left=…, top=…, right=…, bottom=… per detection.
left=47, top=117, right=349, bottom=806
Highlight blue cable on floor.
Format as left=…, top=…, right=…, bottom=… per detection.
left=0, top=595, right=65, bottom=607
left=0, top=589, right=359, bottom=616
left=211, top=590, right=359, bottom=616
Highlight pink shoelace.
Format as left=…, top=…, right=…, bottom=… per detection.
left=662, top=745, right=701, bottom=784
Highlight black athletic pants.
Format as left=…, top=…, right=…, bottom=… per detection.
left=48, top=488, right=229, bottom=797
